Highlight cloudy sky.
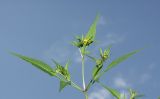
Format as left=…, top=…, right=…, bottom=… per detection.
left=0, top=0, right=160, bottom=99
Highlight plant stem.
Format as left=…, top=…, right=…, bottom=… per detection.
left=79, top=48, right=86, bottom=90
left=83, top=92, right=88, bottom=99
left=71, top=81, right=83, bottom=91
left=85, top=80, right=93, bottom=91
left=82, top=56, right=86, bottom=90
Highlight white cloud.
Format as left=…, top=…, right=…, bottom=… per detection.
left=43, top=40, right=85, bottom=64
left=74, top=50, right=82, bottom=63
left=98, top=33, right=125, bottom=48
left=139, top=73, right=151, bottom=84
left=138, top=63, right=155, bottom=84
left=89, top=88, right=130, bottom=99
left=89, top=76, right=131, bottom=99
left=114, top=77, right=128, bottom=88
left=89, top=89, right=112, bottom=99
left=43, top=40, right=72, bottom=63
left=148, top=63, right=156, bottom=70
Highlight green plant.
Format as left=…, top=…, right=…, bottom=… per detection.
left=11, top=15, right=143, bottom=99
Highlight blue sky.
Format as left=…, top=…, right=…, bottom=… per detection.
left=0, top=0, right=160, bottom=99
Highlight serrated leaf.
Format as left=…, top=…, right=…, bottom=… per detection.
left=59, top=80, right=71, bottom=92
left=104, top=49, right=140, bottom=73
left=11, top=52, right=56, bottom=76
left=99, top=82, right=121, bottom=99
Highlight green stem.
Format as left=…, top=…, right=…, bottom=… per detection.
left=83, top=92, right=88, bottom=99
left=82, top=56, right=86, bottom=90
left=71, top=81, right=83, bottom=91
left=79, top=48, right=86, bottom=90
left=85, top=79, right=93, bottom=91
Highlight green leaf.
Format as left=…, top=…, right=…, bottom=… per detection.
left=86, top=55, right=97, bottom=62
left=99, top=46, right=111, bottom=61
left=11, top=52, right=56, bottom=76
left=92, top=59, right=103, bottom=79
left=65, top=60, right=71, bottom=70
left=98, top=82, right=121, bottom=99
left=121, top=93, right=126, bottom=99
left=99, top=48, right=103, bottom=57
left=59, top=80, right=71, bottom=92
left=134, top=94, right=144, bottom=99
left=52, top=59, right=71, bottom=81
left=128, top=88, right=144, bottom=99
left=85, top=15, right=99, bottom=41
left=104, top=49, right=140, bottom=73
left=95, top=49, right=140, bottom=83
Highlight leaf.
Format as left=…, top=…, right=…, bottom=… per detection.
left=98, top=82, right=121, bottom=99
left=134, top=94, right=144, bottom=99
left=85, top=15, right=99, bottom=41
left=92, top=66, right=102, bottom=80
left=99, top=48, right=103, bottom=56
left=95, top=49, right=141, bottom=82
left=104, top=49, right=140, bottom=73
left=59, top=80, right=71, bottom=92
left=52, top=59, right=71, bottom=81
left=104, top=45, right=111, bottom=58
left=65, top=59, right=71, bottom=70
left=86, top=54, right=97, bottom=61
left=128, top=88, right=144, bottom=99
left=121, top=93, right=126, bottom=99
left=92, top=59, right=103, bottom=79
left=11, top=52, right=56, bottom=76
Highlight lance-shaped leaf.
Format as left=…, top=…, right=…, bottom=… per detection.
left=11, top=52, right=56, bottom=76
left=95, top=49, right=140, bottom=80
left=104, top=49, right=140, bottom=73
left=83, top=15, right=99, bottom=46
left=98, top=81, right=121, bottom=99
left=85, top=15, right=99, bottom=41
left=59, top=80, right=71, bottom=92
